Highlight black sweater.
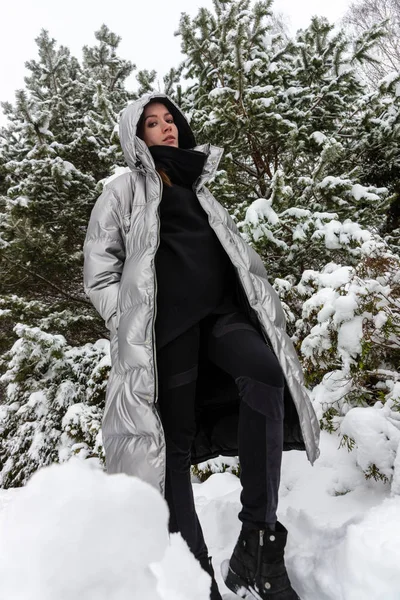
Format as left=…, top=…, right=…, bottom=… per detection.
left=149, top=145, right=239, bottom=350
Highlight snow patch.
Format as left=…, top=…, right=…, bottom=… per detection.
left=0, top=459, right=210, bottom=600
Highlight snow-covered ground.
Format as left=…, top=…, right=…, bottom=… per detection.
left=1, top=431, right=399, bottom=600
left=198, top=432, right=400, bottom=600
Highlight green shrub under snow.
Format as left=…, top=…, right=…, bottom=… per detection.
left=0, top=325, right=108, bottom=487
left=191, top=457, right=241, bottom=482
left=290, top=246, right=400, bottom=486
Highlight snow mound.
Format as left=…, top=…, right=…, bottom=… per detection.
left=288, top=497, right=400, bottom=600
left=0, top=458, right=211, bottom=600
left=342, top=496, right=400, bottom=599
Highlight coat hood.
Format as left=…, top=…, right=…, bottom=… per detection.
left=119, top=92, right=196, bottom=172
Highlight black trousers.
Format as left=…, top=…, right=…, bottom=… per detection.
left=157, top=311, right=285, bottom=561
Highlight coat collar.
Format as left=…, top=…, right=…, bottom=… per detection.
left=134, top=141, right=223, bottom=189
left=193, top=144, right=224, bottom=189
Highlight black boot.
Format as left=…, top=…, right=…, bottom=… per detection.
left=199, top=556, right=223, bottom=600
left=222, top=522, right=300, bottom=599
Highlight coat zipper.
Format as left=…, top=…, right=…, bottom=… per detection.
left=152, top=172, right=163, bottom=405
left=152, top=170, right=164, bottom=490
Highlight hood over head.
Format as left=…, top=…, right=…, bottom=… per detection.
left=119, top=93, right=196, bottom=171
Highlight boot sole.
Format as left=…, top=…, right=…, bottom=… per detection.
left=221, top=559, right=263, bottom=600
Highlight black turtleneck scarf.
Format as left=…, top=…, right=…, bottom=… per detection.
left=149, top=145, right=239, bottom=350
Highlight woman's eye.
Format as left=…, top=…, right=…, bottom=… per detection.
left=147, top=118, right=173, bottom=128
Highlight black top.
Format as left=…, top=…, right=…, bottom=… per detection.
left=149, top=145, right=239, bottom=350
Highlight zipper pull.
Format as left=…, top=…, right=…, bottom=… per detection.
left=259, top=530, right=264, bottom=547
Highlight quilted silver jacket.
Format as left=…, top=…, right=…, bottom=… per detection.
left=83, top=92, right=320, bottom=494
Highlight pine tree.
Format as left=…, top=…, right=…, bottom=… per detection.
left=176, top=2, right=394, bottom=231
left=0, top=28, right=135, bottom=355
left=0, top=324, right=108, bottom=487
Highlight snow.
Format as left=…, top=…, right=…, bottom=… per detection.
left=0, top=458, right=211, bottom=600
left=262, top=33, right=273, bottom=49
left=1, top=433, right=399, bottom=599
left=341, top=407, right=400, bottom=481
left=341, top=496, right=400, bottom=599
left=208, top=87, right=236, bottom=99
left=379, top=71, right=400, bottom=88
left=258, top=97, right=274, bottom=108
left=6, top=195, right=30, bottom=207
left=337, top=315, right=364, bottom=359
left=284, top=87, right=303, bottom=97
left=244, top=59, right=260, bottom=73
left=250, top=85, right=274, bottom=94
left=302, top=265, right=352, bottom=291
left=244, top=198, right=279, bottom=226
left=392, top=440, right=400, bottom=495
left=311, top=219, right=372, bottom=251
left=351, top=184, right=380, bottom=202
left=310, top=131, right=327, bottom=145
left=319, top=175, right=349, bottom=189
left=312, top=371, right=354, bottom=423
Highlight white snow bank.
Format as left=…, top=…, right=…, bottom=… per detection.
left=341, top=496, right=400, bottom=599
left=0, top=459, right=211, bottom=600
left=286, top=496, right=400, bottom=600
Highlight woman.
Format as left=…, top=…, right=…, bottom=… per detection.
left=83, top=92, right=320, bottom=600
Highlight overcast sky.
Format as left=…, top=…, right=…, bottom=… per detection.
left=0, top=0, right=351, bottom=124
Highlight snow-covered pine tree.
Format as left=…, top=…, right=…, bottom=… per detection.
left=0, top=324, right=109, bottom=487
left=351, top=72, right=400, bottom=248
left=0, top=27, right=137, bottom=487
left=176, top=1, right=392, bottom=226
left=0, top=27, right=135, bottom=352
left=77, top=25, right=136, bottom=180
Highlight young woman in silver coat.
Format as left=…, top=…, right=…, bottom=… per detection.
left=83, top=92, right=320, bottom=600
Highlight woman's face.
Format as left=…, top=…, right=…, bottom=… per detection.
left=141, top=102, right=179, bottom=148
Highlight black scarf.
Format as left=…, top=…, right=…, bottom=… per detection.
left=149, top=145, right=207, bottom=188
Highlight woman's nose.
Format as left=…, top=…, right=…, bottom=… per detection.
left=163, top=121, right=172, bottom=132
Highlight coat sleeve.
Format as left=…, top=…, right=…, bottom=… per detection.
left=83, top=186, right=125, bottom=335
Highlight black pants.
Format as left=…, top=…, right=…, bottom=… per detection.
left=157, top=311, right=285, bottom=561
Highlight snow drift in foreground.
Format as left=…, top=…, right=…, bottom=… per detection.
left=1, top=432, right=400, bottom=599
left=0, top=458, right=211, bottom=600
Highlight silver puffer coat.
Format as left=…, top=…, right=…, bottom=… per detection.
left=83, top=92, right=320, bottom=494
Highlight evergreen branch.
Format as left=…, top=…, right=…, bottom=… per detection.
left=231, top=158, right=258, bottom=178
left=4, top=257, right=90, bottom=306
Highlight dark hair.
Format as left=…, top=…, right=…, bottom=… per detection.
left=136, top=100, right=173, bottom=187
